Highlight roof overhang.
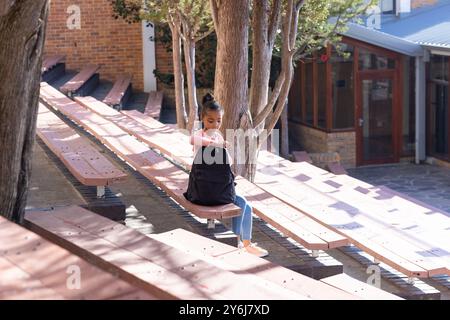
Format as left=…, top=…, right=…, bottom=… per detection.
left=342, top=22, right=425, bottom=57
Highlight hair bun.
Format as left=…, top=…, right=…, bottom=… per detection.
left=202, top=93, right=215, bottom=105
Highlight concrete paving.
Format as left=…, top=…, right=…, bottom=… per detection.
left=348, top=162, right=450, bottom=214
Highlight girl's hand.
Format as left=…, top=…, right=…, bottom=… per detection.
left=211, top=140, right=230, bottom=148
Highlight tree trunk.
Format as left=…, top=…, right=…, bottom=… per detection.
left=184, top=37, right=199, bottom=132
left=169, top=21, right=188, bottom=129
left=249, top=0, right=281, bottom=121
left=213, top=0, right=250, bottom=177
left=0, top=0, right=49, bottom=223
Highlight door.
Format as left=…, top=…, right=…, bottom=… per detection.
left=356, top=75, right=398, bottom=165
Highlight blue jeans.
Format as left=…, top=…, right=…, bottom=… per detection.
left=232, top=194, right=253, bottom=241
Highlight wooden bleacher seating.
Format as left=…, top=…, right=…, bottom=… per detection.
left=327, top=161, right=348, bottom=175
left=144, top=91, right=163, bottom=119
left=41, top=55, right=66, bottom=83
left=150, top=228, right=402, bottom=300
left=60, top=65, right=100, bottom=97
left=40, top=84, right=241, bottom=222
left=72, top=96, right=350, bottom=252
left=255, top=150, right=450, bottom=279
left=0, top=215, right=154, bottom=300
left=24, top=206, right=309, bottom=299
left=36, top=102, right=127, bottom=199
left=41, top=55, right=65, bottom=74
left=40, top=86, right=450, bottom=280
left=292, top=151, right=313, bottom=163
left=103, top=74, right=133, bottom=111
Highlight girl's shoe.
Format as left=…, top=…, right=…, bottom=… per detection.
left=238, top=241, right=269, bottom=258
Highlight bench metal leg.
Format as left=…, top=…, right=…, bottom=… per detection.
left=207, top=219, right=215, bottom=229
left=97, top=186, right=105, bottom=198
left=311, top=250, right=320, bottom=258
left=407, top=277, right=416, bottom=285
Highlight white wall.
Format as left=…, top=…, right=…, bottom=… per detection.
left=142, top=21, right=157, bottom=92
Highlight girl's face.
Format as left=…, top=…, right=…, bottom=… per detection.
left=202, top=109, right=223, bottom=131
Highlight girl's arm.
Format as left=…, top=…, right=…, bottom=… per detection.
left=190, top=130, right=228, bottom=148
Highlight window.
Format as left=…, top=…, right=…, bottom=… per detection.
left=380, top=0, right=396, bottom=14
left=331, top=44, right=355, bottom=129
left=317, top=49, right=328, bottom=128
left=305, top=63, right=314, bottom=125
left=402, top=57, right=416, bottom=156
left=430, top=54, right=449, bottom=82
left=359, top=47, right=395, bottom=70
left=428, top=54, right=449, bottom=157
left=288, top=65, right=303, bottom=122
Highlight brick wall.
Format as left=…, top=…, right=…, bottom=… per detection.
left=289, top=122, right=356, bottom=167
left=44, top=0, right=144, bottom=90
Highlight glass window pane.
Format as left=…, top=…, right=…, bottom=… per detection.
left=359, top=48, right=395, bottom=70
left=305, top=63, right=314, bottom=125
left=403, top=57, right=416, bottom=155
left=430, top=54, right=449, bottom=82
left=317, top=62, right=327, bottom=128
left=288, top=64, right=303, bottom=122
left=430, top=82, right=449, bottom=156
left=331, top=44, right=354, bottom=129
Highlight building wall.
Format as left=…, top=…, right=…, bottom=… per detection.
left=44, top=0, right=145, bottom=90
left=289, top=122, right=356, bottom=167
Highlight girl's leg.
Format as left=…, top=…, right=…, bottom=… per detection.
left=232, top=194, right=268, bottom=257
left=232, top=194, right=251, bottom=240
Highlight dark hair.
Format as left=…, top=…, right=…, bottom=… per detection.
left=200, top=93, right=223, bottom=119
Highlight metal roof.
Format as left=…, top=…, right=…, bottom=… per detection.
left=380, top=2, right=450, bottom=50
left=342, top=22, right=424, bottom=56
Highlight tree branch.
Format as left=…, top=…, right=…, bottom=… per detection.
left=253, top=69, right=285, bottom=128
left=194, top=27, right=214, bottom=42
left=209, top=0, right=219, bottom=32
left=267, top=0, right=282, bottom=46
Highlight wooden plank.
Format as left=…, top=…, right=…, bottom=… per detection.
left=40, top=87, right=241, bottom=220
left=150, top=228, right=360, bottom=300
left=320, top=273, right=403, bottom=300
left=235, top=176, right=348, bottom=249
left=36, top=103, right=127, bottom=186
left=25, top=207, right=309, bottom=300
left=42, top=55, right=65, bottom=73
left=0, top=216, right=155, bottom=300
left=253, top=169, right=432, bottom=277
left=267, top=159, right=450, bottom=273
left=75, top=96, right=348, bottom=250
left=258, top=152, right=450, bottom=275
left=60, top=65, right=100, bottom=94
left=144, top=91, right=163, bottom=119
left=76, top=97, right=195, bottom=167
left=292, top=151, right=313, bottom=163
left=103, top=75, right=132, bottom=106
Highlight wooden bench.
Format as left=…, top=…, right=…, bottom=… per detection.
left=40, top=85, right=241, bottom=223
left=75, top=97, right=193, bottom=168
left=0, top=215, right=154, bottom=300
left=144, top=91, right=163, bottom=119
left=103, top=74, right=133, bottom=111
left=24, top=206, right=309, bottom=299
left=150, top=228, right=402, bottom=300
left=60, top=65, right=100, bottom=97
left=292, top=150, right=313, bottom=163
left=41, top=55, right=66, bottom=83
left=36, top=102, right=127, bottom=199
left=72, top=97, right=349, bottom=252
left=254, top=151, right=450, bottom=279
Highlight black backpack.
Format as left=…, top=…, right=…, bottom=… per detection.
left=183, top=146, right=236, bottom=206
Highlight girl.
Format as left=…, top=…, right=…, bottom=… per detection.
left=189, top=93, right=268, bottom=258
